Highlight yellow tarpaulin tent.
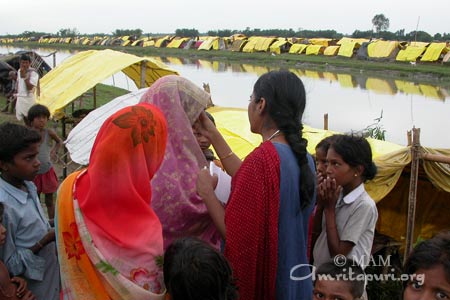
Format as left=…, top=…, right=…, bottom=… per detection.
left=396, top=45, right=427, bottom=61
left=337, top=42, right=357, bottom=58
left=37, top=49, right=178, bottom=116
left=306, top=45, right=324, bottom=55
left=289, top=44, right=308, bottom=54
left=324, top=46, right=340, bottom=56
left=421, top=43, right=449, bottom=62
left=367, top=40, right=399, bottom=58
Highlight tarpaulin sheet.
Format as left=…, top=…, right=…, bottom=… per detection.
left=37, top=49, right=178, bottom=116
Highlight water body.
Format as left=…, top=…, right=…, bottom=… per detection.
left=1, top=45, right=449, bottom=148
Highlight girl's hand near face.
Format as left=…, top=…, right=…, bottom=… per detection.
left=318, top=177, right=342, bottom=211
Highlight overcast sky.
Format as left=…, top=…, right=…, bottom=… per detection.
left=2, top=0, right=448, bottom=36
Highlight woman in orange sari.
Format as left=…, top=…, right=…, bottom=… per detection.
left=55, top=103, right=168, bottom=300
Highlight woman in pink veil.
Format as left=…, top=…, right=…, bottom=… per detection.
left=140, top=75, right=221, bottom=249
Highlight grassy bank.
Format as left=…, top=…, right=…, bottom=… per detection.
left=6, top=42, right=450, bottom=89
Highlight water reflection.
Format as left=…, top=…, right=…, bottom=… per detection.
left=1, top=45, right=449, bottom=148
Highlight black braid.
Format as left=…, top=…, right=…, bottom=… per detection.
left=254, top=70, right=315, bottom=208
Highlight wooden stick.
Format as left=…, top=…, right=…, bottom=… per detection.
left=404, top=127, right=420, bottom=263
left=323, top=113, right=328, bottom=130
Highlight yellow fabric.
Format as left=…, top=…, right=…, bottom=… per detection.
left=421, top=43, right=448, bottom=62
left=396, top=46, right=427, bottom=61
left=367, top=40, right=398, bottom=58
left=419, top=84, right=445, bottom=100
left=198, top=37, right=217, bottom=50
left=366, top=78, right=396, bottom=95
left=269, top=40, right=287, bottom=54
left=421, top=147, right=450, bottom=192
left=309, top=38, right=333, bottom=46
left=304, top=70, right=321, bottom=79
left=306, top=45, right=323, bottom=55
left=289, top=44, right=308, bottom=54
left=166, top=38, right=189, bottom=49
left=337, top=42, right=356, bottom=57
left=242, top=37, right=259, bottom=53
left=37, top=49, right=178, bottom=117
left=322, top=72, right=337, bottom=81
left=337, top=73, right=356, bottom=87
left=395, top=80, right=422, bottom=96
left=324, top=46, right=340, bottom=56
left=337, top=37, right=369, bottom=45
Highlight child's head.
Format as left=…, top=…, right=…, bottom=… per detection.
left=314, top=259, right=365, bottom=300
left=403, top=231, right=450, bottom=300
left=193, top=111, right=215, bottom=152
left=0, top=203, right=5, bottom=247
left=326, top=134, right=377, bottom=190
left=163, top=237, right=237, bottom=300
left=315, top=135, right=336, bottom=177
left=28, top=104, right=51, bottom=129
left=0, top=122, right=41, bottom=182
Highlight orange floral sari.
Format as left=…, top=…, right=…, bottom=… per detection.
left=56, top=103, right=168, bottom=300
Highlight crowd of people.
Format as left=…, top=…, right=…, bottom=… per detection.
left=0, top=69, right=449, bottom=300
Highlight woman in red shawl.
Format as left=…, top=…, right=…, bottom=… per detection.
left=55, top=103, right=168, bottom=300
left=196, top=70, right=316, bottom=300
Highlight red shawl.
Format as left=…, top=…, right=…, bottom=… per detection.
left=225, top=141, right=280, bottom=300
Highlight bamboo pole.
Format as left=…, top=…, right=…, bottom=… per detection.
left=323, top=113, right=328, bottom=130
left=140, top=61, right=147, bottom=88
left=404, top=127, right=420, bottom=263
left=93, top=86, right=97, bottom=109
left=420, top=152, right=450, bottom=164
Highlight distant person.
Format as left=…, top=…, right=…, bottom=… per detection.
left=403, top=230, right=450, bottom=300
left=313, top=259, right=366, bottom=300
left=1, top=70, right=17, bottom=114
left=16, top=54, right=39, bottom=124
left=0, top=202, right=36, bottom=300
left=0, top=122, right=60, bottom=300
left=28, top=104, right=63, bottom=220
left=164, top=237, right=238, bottom=300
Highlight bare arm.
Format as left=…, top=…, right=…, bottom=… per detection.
left=196, top=111, right=242, bottom=176
left=196, top=168, right=226, bottom=239
left=47, top=129, right=63, bottom=161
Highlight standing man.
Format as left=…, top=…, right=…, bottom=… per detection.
left=16, top=54, right=39, bottom=124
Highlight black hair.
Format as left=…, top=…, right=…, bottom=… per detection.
left=0, top=122, right=41, bottom=163
left=403, top=231, right=450, bottom=288
left=205, top=110, right=216, bottom=125
left=329, top=134, right=377, bottom=181
left=164, top=237, right=238, bottom=300
left=253, top=70, right=315, bottom=208
left=20, top=54, right=31, bottom=62
left=0, top=202, right=3, bottom=217
left=315, top=135, right=337, bottom=152
left=315, top=258, right=366, bottom=299
left=27, top=104, right=50, bottom=123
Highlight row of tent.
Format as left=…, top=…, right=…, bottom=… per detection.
left=2, top=35, right=449, bottom=63
left=154, top=57, right=448, bottom=100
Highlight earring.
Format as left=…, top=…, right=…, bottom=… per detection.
left=354, top=173, right=358, bottom=177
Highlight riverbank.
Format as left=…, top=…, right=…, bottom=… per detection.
left=6, top=42, right=450, bottom=89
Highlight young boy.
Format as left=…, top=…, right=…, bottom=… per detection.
left=0, top=122, right=60, bottom=300
left=28, top=104, right=62, bottom=220
left=314, top=259, right=365, bottom=300
left=0, top=203, right=36, bottom=300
